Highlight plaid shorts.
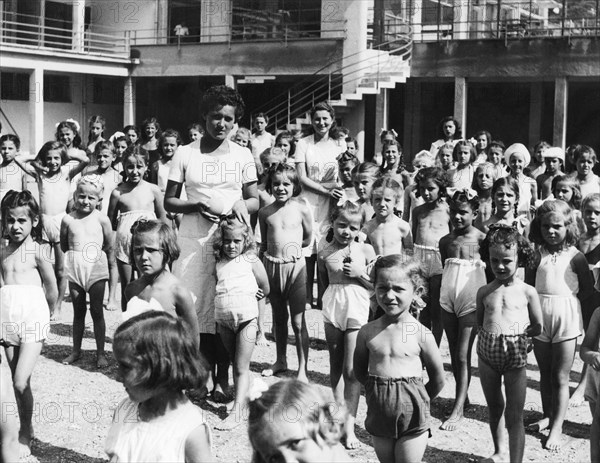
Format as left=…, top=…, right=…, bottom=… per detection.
left=477, top=328, right=529, bottom=374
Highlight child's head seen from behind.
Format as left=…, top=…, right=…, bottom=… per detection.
left=260, top=147, right=286, bottom=175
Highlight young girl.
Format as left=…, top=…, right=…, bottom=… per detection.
left=86, top=115, right=105, bottom=155
left=141, top=117, right=162, bottom=165
left=233, top=127, right=252, bottom=151
left=505, top=143, right=538, bottom=219
left=275, top=131, right=295, bottom=159
left=150, top=129, right=181, bottom=191
left=481, top=176, right=529, bottom=235
left=0, top=134, right=27, bottom=203
left=337, top=152, right=359, bottom=204
left=488, top=140, right=509, bottom=179
left=373, top=128, right=397, bottom=166
left=352, top=162, right=380, bottom=223
left=354, top=255, right=445, bottom=463
left=108, top=146, right=167, bottom=311
left=318, top=201, right=376, bottom=449
left=15, top=141, right=89, bottom=318
left=473, top=129, right=491, bottom=165
left=536, top=147, right=564, bottom=200
left=123, top=124, right=140, bottom=146
left=212, top=217, right=269, bottom=430
left=412, top=166, right=451, bottom=345
left=363, top=177, right=412, bottom=256
left=248, top=379, right=351, bottom=463
left=572, top=145, right=600, bottom=198
left=402, top=150, right=435, bottom=224
left=438, top=188, right=486, bottom=431
left=473, top=162, right=496, bottom=230
left=552, top=175, right=585, bottom=234
left=1, top=190, right=58, bottom=457
left=56, top=119, right=87, bottom=160
left=447, top=140, right=477, bottom=189
left=430, top=116, right=461, bottom=158
left=526, top=200, right=594, bottom=450
left=477, top=225, right=542, bottom=463
left=528, top=140, right=550, bottom=179
left=105, top=311, right=212, bottom=462
left=188, top=122, right=203, bottom=144
left=436, top=142, right=456, bottom=172
left=581, top=305, right=600, bottom=463
left=112, top=134, right=128, bottom=170
left=380, top=139, right=410, bottom=188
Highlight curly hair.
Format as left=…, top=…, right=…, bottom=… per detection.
left=551, top=174, right=582, bottom=210
left=529, top=200, right=579, bottom=248
left=213, top=215, right=256, bottom=261
left=234, top=127, right=253, bottom=152
left=370, top=255, right=427, bottom=298
left=265, top=162, right=302, bottom=197
left=582, top=193, right=600, bottom=213
left=130, top=219, right=181, bottom=267
left=449, top=189, right=479, bottom=212
left=480, top=224, right=535, bottom=268
left=1, top=189, right=43, bottom=242
left=414, top=166, right=448, bottom=199
left=113, top=311, right=208, bottom=392
left=56, top=120, right=83, bottom=148
left=200, top=85, right=245, bottom=123
left=248, top=379, right=345, bottom=463
left=491, top=176, right=520, bottom=217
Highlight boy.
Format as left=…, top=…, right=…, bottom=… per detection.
left=77, top=140, right=121, bottom=214
left=354, top=255, right=445, bottom=463
left=61, top=177, right=118, bottom=368
left=258, top=162, right=312, bottom=382
left=251, top=112, right=275, bottom=162
left=0, top=134, right=26, bottom=203
left=536, top=147, right=564, bottom=200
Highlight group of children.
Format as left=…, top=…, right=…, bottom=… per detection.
left=1, top=103, right=600, bottom=463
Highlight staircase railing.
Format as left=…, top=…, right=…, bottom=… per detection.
left=253, top=14, right=412, bottom=132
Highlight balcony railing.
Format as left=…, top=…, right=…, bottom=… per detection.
left=129, top=7, right=346, bottom=47
left=0, top=11, right=130, bottom=58
left=402, top=0, right=599, bottom=42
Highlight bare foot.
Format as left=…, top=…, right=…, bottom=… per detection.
left=480, top=453, right=509, bottom=463
left=62, top=352, right=82, bottom=365
left=262, top=361, right=287, bottom=377
left=440, top=412, right=464, bottom=431
left=570, top=388, right=586, bottom=407
left=527, top=417, right=550, bottom=432
left=215, top=412, right=245, bottom=431
left=255, top=332, right=270, bottom=347
left=50, top=309, right=61, bottom=322
left=344, top=432, right=360, bottom=450
left=544, top=431, right=564, bottom=451
left=96, top=354, right=109, bottom=369
left=18, top=433, right=32, bottom=458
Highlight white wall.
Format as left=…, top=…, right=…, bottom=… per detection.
left=88, top=0, right=158, bottom=44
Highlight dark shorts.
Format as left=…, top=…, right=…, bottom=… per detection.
left=365, top=375, right=431, bottom=439
left=477, top=328, right=529, bottom=374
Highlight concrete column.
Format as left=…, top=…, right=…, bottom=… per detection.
left=225, top=75, right=235, bottom=89
left=123, top=75, right=136, bottom=126
left=528, top=82, right=542, bottom=149
left=553, top=77, right=568, bottom=149
left=72, top=1, right=86, bottom=52
left=404, top=80, right=421, bottom=163
left=410, top=0, right=423, bottom=42
left=374, top=89, right=389, bottom=156
left=157, top=0, right=168, bottom=44
left=201, top=0, right=230, bottom=43
left=454, top=77, right=467, bottom=138
left=453, top=0, right=470, bottom=39
left=29, top=68, right=44, bottom=154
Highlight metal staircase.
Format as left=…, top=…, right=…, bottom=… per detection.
left=254, top=13, right=412, bottom=133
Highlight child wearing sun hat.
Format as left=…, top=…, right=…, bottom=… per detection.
left=537, top=147, right=565, bottom=200
left=505, top=143, right=538, bottom=219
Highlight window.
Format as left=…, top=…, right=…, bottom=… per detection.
left=1, top=72, right=29, bottom=101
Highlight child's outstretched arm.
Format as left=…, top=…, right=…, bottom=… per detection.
left=581, top=308, right=600, bottom=370
left=420, top=328, right=445, bottom=399
left=101, top=216, right=119, bottom=312
left=67, top=151, right=90, bottom=180
left=12, top=155, right=39, bottom=179
left=524, top=284, right=543, bottom=337
left=36, top=243, right=59, bottom=313
left=353, top=327, right=370, bottom=385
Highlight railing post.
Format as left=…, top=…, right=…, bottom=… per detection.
left=287, top=89, right=291, bottom=126
left=497, top=0, right=501, bottom=38
left=328, top=74, right=331, bottom=101
left=561, top=0, right=566, bottom=36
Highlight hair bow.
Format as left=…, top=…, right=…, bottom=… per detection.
left=447, top=187, right=478, bottom=200
left=380, top=128, right=398, bottom=137
left=247, top=378, right=269, bottom=402
left=488, top=222, right=518, bottom=232
left=109, top=131, right=125, bottom=142
left=56, top=118, right=81, bottom=133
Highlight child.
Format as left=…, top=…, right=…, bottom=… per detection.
left=528, top=140, right=550, bottom=179
left=108, top=146, right=167, bottom=311
left=537, top=147, right=565, bottom=200
left=354, top=255, right=445, bottom=463
left=552, top=175, right=585, bottom=234
left=477, top=224, right=542, bottom=463
left=123, top=124, right=140, bottom=146
left=81, top=141, right=121, bottom=214
left=430, top=116, right=461, bottom=158
left=248, top=379, right=351, bottom=462
left=86, top=115, right=105, bottom=155
left=345, top=136, right=358, bottom=157
left=481, top=177, right=529, bottom=235
left=473, top=129, right=491, bottom=165
left=0, top=134, right=26, bottom=203
left=1, top=190, right=58, bottom=457
left=141, top=117, right=162, bottom=165
left=56, top=119, right=87, bottom=160
left=438, top=188, right=486, bottom=431
left=105, top=311, right=212, bottom=462
left=447, top=140, right=477, bottom=189
left=275, top=131, right=295, bottom=159
left=318, top=201, right=376, bottom=449
left=380, top=139, right=410, bottom=188
left=375, top=128, right=398, bottom=165
left=505, top=143, right=538, bottom=219
left=352, top=162, right=380, bottom=223
left=259, top=163, right=312, bottom=381
left=212, top=216, right=269, bottom=430
left=187, top=122, right=203, bottom=144
left=488, top=140, right=509, bottom=179
left=526, top=200, right=594, bottom=450
left=251, top=113, right=275, bottom=161
left=233, top=127, right=252, bottom=150
left=363, top=177, right=412, bottom=256
left=412, top=166, right=451, bottom=345
left=1, top=349, right=19, bottom=462
left=581, top=305, right=600, bottom=463
left=150, top=129, right=181, bottom=198
left=61, top=177, right=118, bottom=368
left=573, top=145, right=600, bottom=198
left=14, top=141, right=89, bottom=318
left=111, top=135, right=128, bottom=174
left=473, top=162, right=496, bottom=230
left=337, top=151, right=360, bottom=204
left=402, top=150, right=435, bottom=224
left=436, top=142, right=456, bottom=172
